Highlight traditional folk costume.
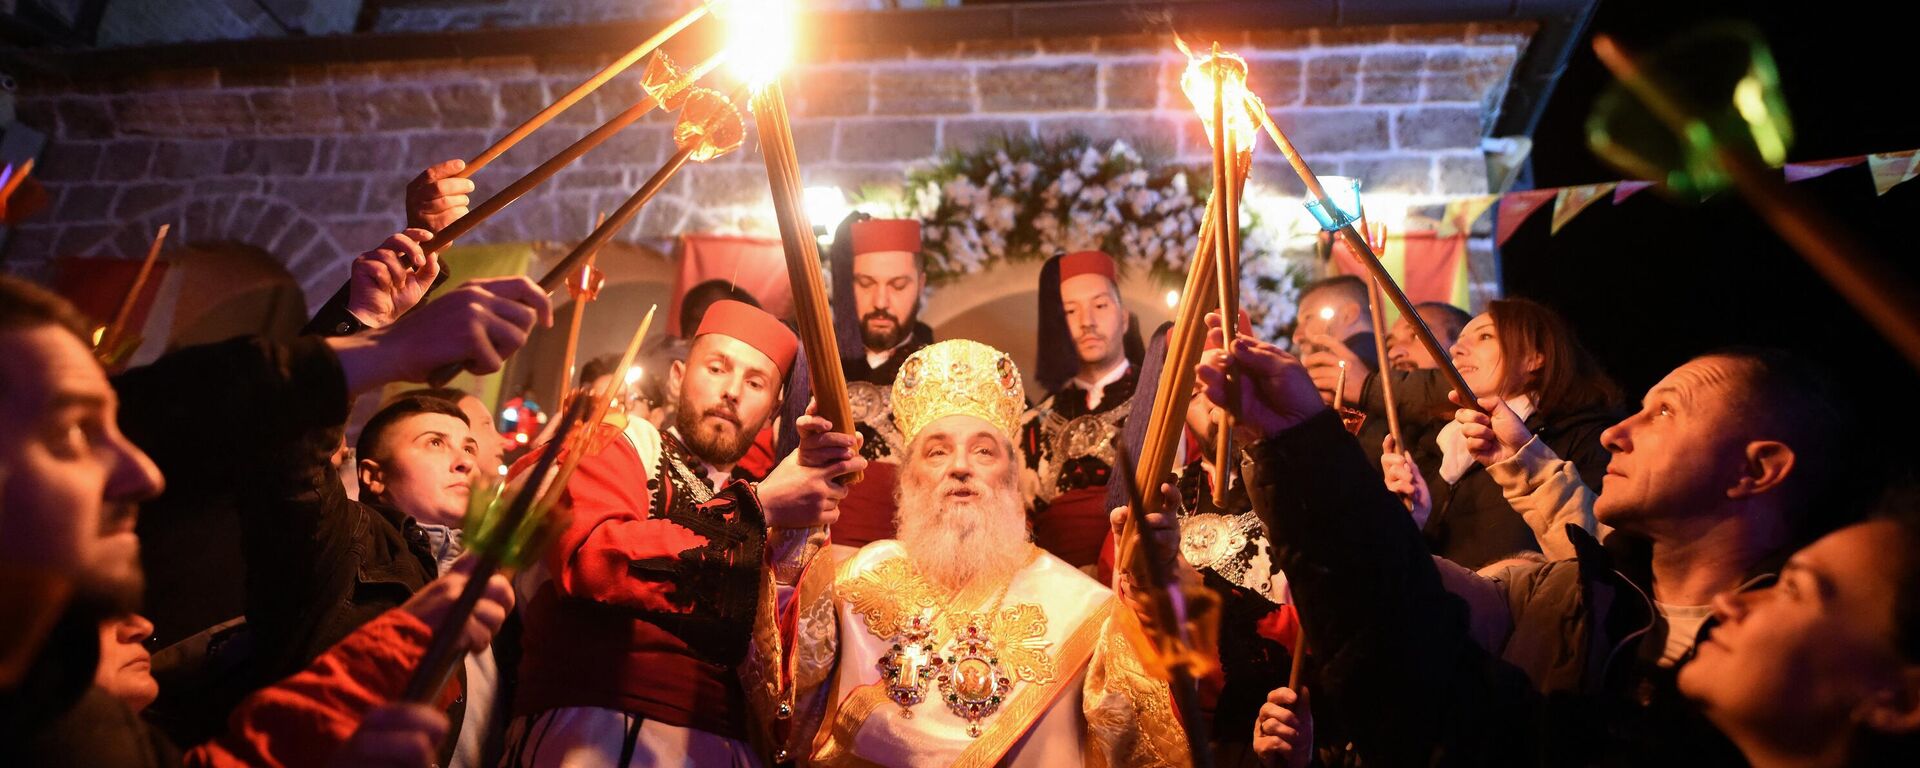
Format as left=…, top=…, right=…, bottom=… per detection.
left=503, top=301, right=799, bottom=767
left=1022, top=252, right=1141, bottom=570
left=1169, top=460, right=1297, bottom=767
left=745, top=339, right=1190, bottom=767
left=817, top=217, right=934, bottom=554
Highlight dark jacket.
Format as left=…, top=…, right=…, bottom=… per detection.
left=1353, top=366, right=1456, bottom=498
left=1427, top=402, right=1619, bottom=570
left=113, top=336, right=439, bottom=740
left=1243, top=409, right=1752, bottom=766
left=229, top=349, right=439, bottom=690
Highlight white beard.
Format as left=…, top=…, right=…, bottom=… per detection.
left=894, top=463, right=1033, bottom=593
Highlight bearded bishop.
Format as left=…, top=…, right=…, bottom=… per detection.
left=742, top=339, right=1190, bottom=767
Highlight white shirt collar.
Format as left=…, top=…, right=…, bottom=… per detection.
left=1068, top=359, right=1131, bottom=411
left=864, top=332, right=916, bottom=370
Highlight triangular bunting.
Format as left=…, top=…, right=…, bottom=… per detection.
left=1783, top=156, right=1864, bottom=183
left=1868, top=150, right=1920, bottom=195
left=1495, top=189, right=1557, bottom=246
left=1439, top=195, right=1498, bottom=239
left=1550, top=183, right=1617, bottom=235
left=1612, top=181, right=1655, bottom=204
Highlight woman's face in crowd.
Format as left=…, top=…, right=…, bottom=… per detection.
left=1449, top=314, right=1507, bottom=399
left=1681, top=520, right=1920, bottom=751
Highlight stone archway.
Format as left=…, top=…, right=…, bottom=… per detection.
left=162, top=240, right=308, bottom=349
left=56, top=192, right=354, bottom=313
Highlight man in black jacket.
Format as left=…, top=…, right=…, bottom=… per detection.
left=1196, top=315, right=1852, bottom=765
left=0, top=273, right=531, bottom=766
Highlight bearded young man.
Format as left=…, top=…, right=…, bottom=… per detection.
left=504, top=300, right=862, bottom=765
left=746, top=339, right=1187, bottom=767
left=1022, top=251, right=1141, bottom=570
left=804, top=214, right=937, bottom=560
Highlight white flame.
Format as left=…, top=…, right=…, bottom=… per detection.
left=805, top=186, right=848, bottom=230
left=722, top=0, right=795, bottom=89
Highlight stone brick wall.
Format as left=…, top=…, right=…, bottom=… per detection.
left=4, top=20, right=1529, bottom=310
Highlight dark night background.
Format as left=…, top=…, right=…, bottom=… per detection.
left=1503, top=0, right=1920, bottom=481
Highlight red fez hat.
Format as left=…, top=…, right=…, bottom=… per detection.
left=1058, top=250, right=1117, bottom=284
left=695, top=300, right=799, bottom=379
left=850, top=219, right=921, bottom=256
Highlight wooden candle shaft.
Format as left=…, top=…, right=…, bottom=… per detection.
left=558, top=279, right=589, bottom=405
left=429, top=93, right=665, bottom=256
left=536, top=306, right=657, bottom=514
left=1119, top=195, right=1221, bottom=573
left=1368, top=278, right=1405, bottom=450
left=1208, top=62, right=1239, bottom=508
left=539, top=143, right=698, bottom=292
left=755, top=84, right=858, bottom=445
left=457, top=3, right=711, bottom=178
left=1289, top=629, right=1308, bottom=690
left=1250, top=108, right=1483, bottom=411
left=104, top=224, right=170, bottom=350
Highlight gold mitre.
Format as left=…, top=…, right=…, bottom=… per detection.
left=891, top=339, right=1027, bottom=444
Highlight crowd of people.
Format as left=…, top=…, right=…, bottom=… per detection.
left=1, top=152, right=1917, bottom=768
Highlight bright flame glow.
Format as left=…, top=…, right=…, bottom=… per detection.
left=497, top=465, right=509, bottom=476
left=625, top=365, right=644, bottom=385
left=515, top=432, right=530, bottom=444
left=1318, top=307, right=1336, bottom=321
left=1176, top=38, right=1258, bottom=153
left=805, top=186, right=848, bottom=230
left=1164, top=290, right=1180, bottom=308
left=722, top=0, right=795, bottom=89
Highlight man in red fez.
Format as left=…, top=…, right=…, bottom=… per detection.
left=1021, top=251, right=1141, bottom=571
left=505, top=300, right=866, bottom=764
left=818, top=214, right=937, bottom=560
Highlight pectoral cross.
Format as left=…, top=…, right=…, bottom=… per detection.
left=880, top=615, right=940, bottom=714
left=895, top=642, right=931, bottom=689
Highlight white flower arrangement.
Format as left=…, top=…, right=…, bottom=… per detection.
left=868, top=133, right=1308, bottom=340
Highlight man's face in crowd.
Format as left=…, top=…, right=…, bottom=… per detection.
left=672, top=334, right=781, bottom=465
left=852, top=251, right=922, bottom=353
left=454, top=395, right=505, bottom=475
left=1593, top=356, right=1753, bottom=531
left=1387, top=307, right=1460, bottom=372
left=1292, top=288, right=1362, bottom=353
left=1680, top=520, right=1920, bottom=746
left=360, top=413, right=476, bottom=528
left=900, top=414, right=1017, bottom=514
left=1060, top=273, right=1128, bottom=373
left=0, top=325, right=162, bottom=608
left=95, top=613, right=158, bottom=711
left=896, top=414, right=1029, bottom=590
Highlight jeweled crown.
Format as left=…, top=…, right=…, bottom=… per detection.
left=890, top=339, right=1026, bottom=445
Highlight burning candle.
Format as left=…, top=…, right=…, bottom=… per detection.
left=728, top=0, right=861, bottom=481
